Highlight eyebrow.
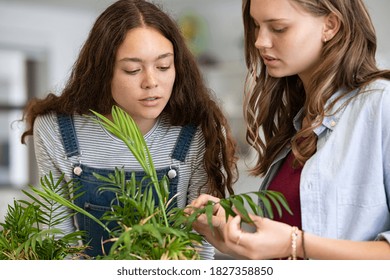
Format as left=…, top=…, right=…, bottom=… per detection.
left=119, top=53, right=174, bottom=63
left=263, top=18, right=288, bottom=23
left=251, top=15, right=289, bottom=23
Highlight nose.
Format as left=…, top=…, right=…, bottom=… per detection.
left=141, top=69, right=158, bottom=89
left=254, top=28, right=272, bottom=50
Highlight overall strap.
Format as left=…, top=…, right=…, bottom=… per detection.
left=57, top=114, right=196, bottom=161
left=57, top=114, right=80, bottom=158
left=171, top=124, right=197, bottom=162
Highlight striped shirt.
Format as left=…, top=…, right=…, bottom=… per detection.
left=33, top=112, right=214, bottom=259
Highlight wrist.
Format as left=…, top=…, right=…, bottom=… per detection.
left=300, top=229, right=308, bottom=259
left=296, top=229, right=308, bottom=259
left=287, top=227, right=308, bottom=260
left=288, top=226, right=299, bottom=260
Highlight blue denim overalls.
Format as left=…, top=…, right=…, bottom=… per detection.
left=57, top=114, right=196, bottom=257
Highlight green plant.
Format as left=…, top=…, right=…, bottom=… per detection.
left=32, top=106, right=203, bottom=259
left=91, top=168, right=203, bottom=259
left=0, top=173, right=88, bottom=260
left=0, top=105, right=292, bottom=260
left=87, top=106, right=292, bottom=258
left=88, top=106, right=203, bottom=259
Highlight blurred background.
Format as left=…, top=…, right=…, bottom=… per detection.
left=0, top=0, right=389, bottom=257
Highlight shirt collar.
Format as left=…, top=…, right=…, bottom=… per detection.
left=293, top=87, right=359, bottom=136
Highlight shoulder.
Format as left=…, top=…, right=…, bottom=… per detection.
left=360, top=78, right=390, bottom=98
left=157, top=114, right=204, bottom=141
left=34, top=112, right=95, bottom=144
left=34, top=112, right=90, bottom=135
left=159, top=116, right=205, bottom=151
left=34, top=112, right=57, bottom=128
left=359, top=79, right=390, bottom=129
left=364, top=78, right=390, bottom=92
left=373, top=79, right=390, bottom=121
left=33, top=113, right=64, bottom=155
left=351, top=78, right=390, bottom=107
left=34, top=112, right=59, bottom=138
left=187, top=125, right=206, bottom=157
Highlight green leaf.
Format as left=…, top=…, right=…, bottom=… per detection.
left=204, top=203, right=216, bottom=233
left=241, top=193, right=264, bottom=217
left=30, top=184, right=109, bottom=233
left=230, top=197, right=252, bottom=223
left=268, top=191, right=293, bottom=216
left=90, top=106, right=170, bottom=228
left=219, top=199, right=236, bottom=221
left=265, top=192, right=283, bottom=218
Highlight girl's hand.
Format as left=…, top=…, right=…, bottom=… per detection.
left=186, top=194, right=232, bottom=255
left=222, top=213, right=293, bottom=259
left=187, top=194, right=295, bottom=259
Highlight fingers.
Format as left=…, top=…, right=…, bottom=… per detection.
left=192, top=212, right=209, bottom=226
left=225, top=214, right=264, bottom=248
left=225, top=215, right=243, bottom=245
left=221, top=215, right=252, bottom=259
left=193, top=209, right=225, bottom=228
left=186, top=194, right=226, bottom=230
left=190, top=194, right=220, bottom=208
left=248, top=213, right=264, bottom=226
left=236, top=231, right=243, bottom=246
left=186, top=194, right=221, bottom=217
left=183, top=204, right=195, bottom=215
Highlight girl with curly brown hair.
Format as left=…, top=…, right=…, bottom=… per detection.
left=21, top=0, right=238, bottom=258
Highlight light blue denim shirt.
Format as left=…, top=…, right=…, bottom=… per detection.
left=259, top=79, right=390, bottom=243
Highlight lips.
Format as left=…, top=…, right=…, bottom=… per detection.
left=142, top=97, right=159, bottom=101
left=262, top=54, right=277, bottom=62
left=139, top=96, right=161, bottom=107
left=261, top=54, right=280, bottom=67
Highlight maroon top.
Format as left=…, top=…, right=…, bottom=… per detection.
left=267, top=151, right=303, bottom=228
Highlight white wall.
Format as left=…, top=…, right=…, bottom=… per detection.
left=0, top=2, right=96, bottom=94
left=0, top=2, right=98, bottom=222
left=0, top=50, right=28, bottom=186
left=365, top=1, right=390, bottom=68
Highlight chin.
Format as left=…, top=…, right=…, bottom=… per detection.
left=267, top=69, right=292, bottom=79
left=267, top=72, right=285, bottom=78
left=143, top=111, right=163, bottom=120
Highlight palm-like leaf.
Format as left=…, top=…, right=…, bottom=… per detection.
left=0, top=173, right=87, bottom=259
left=91, top=107, right=169, bottom=227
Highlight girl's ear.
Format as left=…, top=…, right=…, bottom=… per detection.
left=322, top=13, right=340, bottom=43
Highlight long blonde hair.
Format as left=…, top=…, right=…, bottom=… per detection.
left=242, top=0, right=390, bottom=176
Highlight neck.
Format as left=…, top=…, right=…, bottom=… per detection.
left=137, top=119, right=158, bottom=135
left=103, top=114, right=157, bottom=136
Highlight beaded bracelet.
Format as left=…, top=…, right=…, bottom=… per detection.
left=302, top=229, right=307, bottom=260
left=288, top=226, right=299, bottom=260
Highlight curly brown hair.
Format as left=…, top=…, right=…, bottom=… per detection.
left=21, top=0, right=238, bottom=198
left=242, top=0, right=390, bottom=176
